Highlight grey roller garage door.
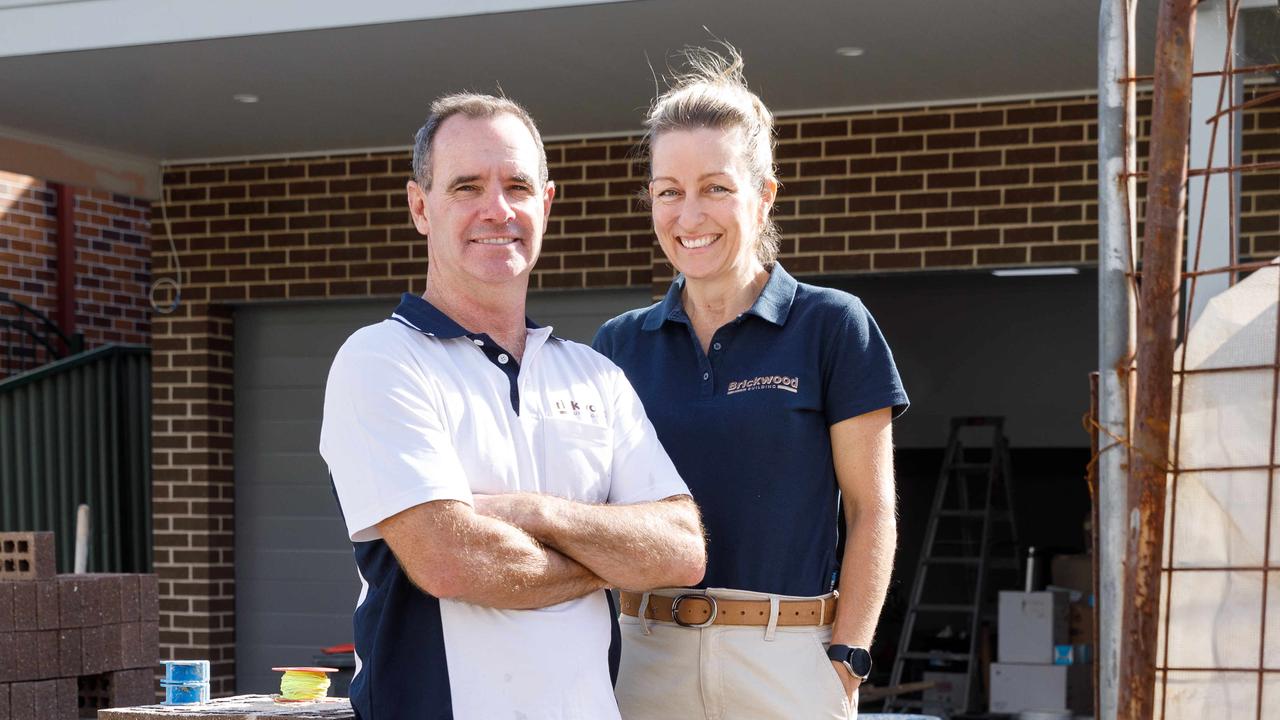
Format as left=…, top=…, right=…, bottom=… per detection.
left=232, top=289, right=652, bottom=693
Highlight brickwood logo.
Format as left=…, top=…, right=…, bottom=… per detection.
left=727, top=374, right=799, bottom=395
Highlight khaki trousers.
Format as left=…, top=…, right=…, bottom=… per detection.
left=615, top=588, right=855, bottom=720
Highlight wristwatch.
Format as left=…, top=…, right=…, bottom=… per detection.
left=826, top=644, right=873, bottom=680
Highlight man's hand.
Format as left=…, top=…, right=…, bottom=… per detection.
left=473, top=493, right=705, bottom=591
left=831, top=661, right=861, bottom=703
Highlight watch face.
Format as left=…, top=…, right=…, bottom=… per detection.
left=849, top=648, right=872, bottom=678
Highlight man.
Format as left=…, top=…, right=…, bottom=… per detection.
left=319, top=94, right=706, bottom=720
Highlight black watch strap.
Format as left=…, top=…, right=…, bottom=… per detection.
left=826, top=644, right=872, bottom=680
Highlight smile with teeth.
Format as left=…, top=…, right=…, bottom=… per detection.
left=679, top=234, right=719, bottom=249
left=472, top=237, right=519, bottom=245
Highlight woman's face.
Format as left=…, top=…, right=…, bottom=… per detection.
left=649, top=127, right=775, bottom=284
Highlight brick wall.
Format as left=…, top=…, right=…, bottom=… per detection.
left=0, top=172, right=150, bottom=377
left=151, top=90, right=1280, bottom=692
left=1241, top=82, right=1280, bottom=262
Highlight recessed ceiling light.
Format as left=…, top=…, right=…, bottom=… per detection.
left=233, top=94, right=260, bottom=104
left=992, top=267, right=1081, bottom=277
left=835, top=47, right=865, bottom=57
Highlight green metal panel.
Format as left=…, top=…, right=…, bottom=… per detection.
left=0, top=345, right=152, bottom=572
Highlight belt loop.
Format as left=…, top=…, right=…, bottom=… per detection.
left=638, top=591, right=653, bottom=636
left=818, top=595, right=827, bottom=626
left=764, top=596, right=780, bottom=641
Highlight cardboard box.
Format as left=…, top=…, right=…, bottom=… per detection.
left=1051, top=554, right=1093, bottom=594
left=1069, top=599, right=1095, bottom=645
left=990, top=662, right=1092, bottom=715
left=998, top=591, right=1069, bottom=663
left=922, top=671, right=969, bottom=715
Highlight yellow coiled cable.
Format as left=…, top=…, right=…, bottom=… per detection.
left=279, top=670, right=331, bottom=701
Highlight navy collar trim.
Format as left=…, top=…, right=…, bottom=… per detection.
left=391, top=293, right=561, bottom=340
left=641, top=263, right=798, bottom=331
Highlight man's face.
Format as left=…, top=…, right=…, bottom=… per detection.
left=407, top=113, right=554, bottom=289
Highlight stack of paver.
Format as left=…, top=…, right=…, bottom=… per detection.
left=0, top=531, right=159, bottom=719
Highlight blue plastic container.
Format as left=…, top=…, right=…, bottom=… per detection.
left=161, top=681, right=210, bottom=705
left=162, top=660, right=210, bottom=684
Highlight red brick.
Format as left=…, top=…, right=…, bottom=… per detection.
left=872, top=252, right=922, bottom=270
left=801, top=119, right=849, bottom=138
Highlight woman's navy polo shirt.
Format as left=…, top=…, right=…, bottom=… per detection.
left=593, top=263, right=908, bottom=597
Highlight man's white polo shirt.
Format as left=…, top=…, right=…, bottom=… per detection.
left=320, top=293, right=689, bottom=720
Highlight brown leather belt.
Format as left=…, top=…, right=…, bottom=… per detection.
left=619, top=590, right=837, bottom=628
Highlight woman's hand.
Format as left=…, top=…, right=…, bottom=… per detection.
left=831, top=660, right=862, bottom=703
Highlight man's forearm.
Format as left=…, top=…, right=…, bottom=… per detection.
left=380, top=500, right=607, bottom=610
left=475, top=494, right=705, bottom=591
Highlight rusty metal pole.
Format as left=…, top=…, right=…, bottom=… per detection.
left=1119, top=1, right=1196, bottom=718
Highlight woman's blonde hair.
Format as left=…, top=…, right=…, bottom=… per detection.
left=644, top=45, right=780, bottom=266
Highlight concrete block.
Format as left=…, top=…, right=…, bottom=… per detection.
left=139, top=622, right=158, bottom=670
left=7, top=682, right=32, bottom=720
left=0, top=585, right=12, bottom=634
left=79, top=576, right=104, bottom=628
left=137, top=576, right=158, bottom=622
left=11, top=584, right=35, bottom=631
left=34, top=582, right=58, bottom=631
left=11, top=632, right=37, bottom=682
left=56, top=576, right=84, bottom=629
left=99, top=623, right=125, bottom=673
left=81, top=625, right=104, bottom=676
left=0, top=533, right=56, bottom=581
left=54, top=677, right=76, bottom=720
left=89, top=576, right=123, bottom=626
left=57, top=628, right=80, bottom=678
left=35, top=630, right=57, bottom=679
left=0, top=682, right=8, bottom=720
left=78, top=673, right=109, bottom=717
left=109, top=668, right=154, bottom=708
left=119, top=624, right=144, bottom=670
left=119, top=576, right=140, bottom=623
left=31, top=679, right=56, bottom=720
left=0, top=634, right=12, bottom=683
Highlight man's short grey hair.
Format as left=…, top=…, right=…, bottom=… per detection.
left=411, top=93, right=549, bottom=190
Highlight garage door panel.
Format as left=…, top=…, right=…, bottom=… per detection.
left=237, top=516, right=349, bottom=547
left=236, top=357, right=339, bottom=387
left=236, top=419, right=322, bottom=455
left=237, top=484, right=344, bottom=516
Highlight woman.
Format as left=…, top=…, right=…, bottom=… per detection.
left=592, top=48, right=908, bottom=720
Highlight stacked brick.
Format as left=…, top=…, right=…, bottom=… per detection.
left=0, top=532, right=159, bottom=719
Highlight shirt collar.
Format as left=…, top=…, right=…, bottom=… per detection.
left=390, top=293, right=559, bottom=340
left=641, top=262, right=798, bottom=331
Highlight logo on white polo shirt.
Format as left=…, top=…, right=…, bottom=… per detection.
left=727, top=374, right=799, bottom=395
left=553, top=398, right=601, bottom=417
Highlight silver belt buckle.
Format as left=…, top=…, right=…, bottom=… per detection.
left=670, top=593, right=717, bottom=628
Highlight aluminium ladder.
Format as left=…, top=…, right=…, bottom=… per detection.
left=883, top=416, right=1020, bottom=716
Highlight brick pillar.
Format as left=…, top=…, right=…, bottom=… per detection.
left=150, top=303, right=235, bottom=694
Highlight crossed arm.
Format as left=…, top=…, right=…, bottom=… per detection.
left=379, top=493, right=705, bottom=609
